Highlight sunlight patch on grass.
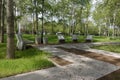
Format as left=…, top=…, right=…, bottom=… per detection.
left=93, top=36, right=120, bottom=42
left=92, top=45, right=120, bottom=53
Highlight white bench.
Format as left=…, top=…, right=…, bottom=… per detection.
left=57, top=34, right=65, bottom=43
left=16, top=34, right=34, bottom=50
left=72, top=34, right=78, bottom=42
left=85, top=35, right=93, bottom=42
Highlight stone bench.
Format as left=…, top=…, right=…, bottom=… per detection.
left=57, top=34, right=65, bottom=43
left=16, top=33, right=34, bottom=50
left=85, top=35, right=93, bottom=42
left=72, top=34, right=78, bottom=42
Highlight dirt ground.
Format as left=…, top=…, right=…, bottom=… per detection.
left=57, top=47, right=120, bottom=80
left=49, top=56, right=72, bottom=66
left=57, top=47, right=120, bottom=66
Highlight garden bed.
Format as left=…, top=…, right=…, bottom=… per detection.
left=57, top=47, right=120, bottom=66
left=49, top=56, right=72, bottom=66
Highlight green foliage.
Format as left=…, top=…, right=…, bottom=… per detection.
left=14, top=0, right=94, bottom=35
left=93, top=0, right=120, bottom=30
left=22, top=34, right=35, bottom=41
left=0, top=43, right=6, bottom=59
left=0, top=43, right=54, bottom=78
left=47, top=35, right=58, bottom=44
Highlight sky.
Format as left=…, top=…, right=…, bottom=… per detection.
left=88, top=0, right=97, bottom=21
left=91, top=0, right=102, bottom=12
left=91, top=0, right=97, bottom=11
left=89, top=0, right=103, bottom=21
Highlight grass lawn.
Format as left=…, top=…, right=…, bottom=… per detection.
left=47, top=35, right=120, bottom=44
left=0, top=43, right=54, bottom=78
left=93, top=36, right=120, bottom=42
left=3, top=34, right=120, bottom=44
left=92, top=45, right=120, bottom=53
left=17, top=34, right=120, bottom=44
left=22, top=34, right=86, bottom=44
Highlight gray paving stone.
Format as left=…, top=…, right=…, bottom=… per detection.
left=0, top=42, right=120, bottom=80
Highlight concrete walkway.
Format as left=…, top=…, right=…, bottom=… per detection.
left=0, top=42, right=120, bottom=80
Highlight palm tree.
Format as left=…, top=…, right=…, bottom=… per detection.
left=6, top=0, right=15, bottom=59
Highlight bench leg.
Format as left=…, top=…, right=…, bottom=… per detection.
left=59, top=39, right=65, bottom=43
left=86, top=40, right=92, bottom=42
left=73, top=39, right=78, bottom=43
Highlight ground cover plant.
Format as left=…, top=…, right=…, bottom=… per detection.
left=92, top=45, right=120, bottom=53
left=0, top=43, right=54, bottom=78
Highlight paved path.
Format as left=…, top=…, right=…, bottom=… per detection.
left=0, top=42, right=120, bottom=80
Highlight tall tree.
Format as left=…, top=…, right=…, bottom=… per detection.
left=41, top=0, right=44, bottom=43
left=0, top=0, right=5, bottom=43
left=0, top=0, right=2, bottom=43
left=6, top=0, right=15, bottom=59
left=34, top=0, right=39, bottom=34
left=93, top=0, right=120, bottom=37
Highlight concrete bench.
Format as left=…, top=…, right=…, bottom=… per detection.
left=16, top=33, right=34, bottom=50
left=72, top=34, right=78, bottom=42
left=85, top=35, right=93, bottom=42
left=57, top=34, right=65, bottom=43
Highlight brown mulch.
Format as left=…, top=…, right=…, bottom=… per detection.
left=57, top=47, right=120, bottom=66
left=49, top=56, right=72, bottom=66
left=97, top=69, right=120, bottom=80
left=57, top=47, right=120, bottom=80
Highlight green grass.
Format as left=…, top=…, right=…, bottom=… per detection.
left=47, top=35, right=58, bottom=44
left=14, top=34, right=120, bottom=44
left=46, top=35, right=120, bottom=44
left=3, top=34, right=120, bottom=44
left=0, top=43, right=54, bottom=78
left=93, top=36, right=120, bottom=42
left=92, top=45, right=120, bottom=53
left=22, top=34, right=35, bottom=41
left=46, top=35, right=85, bottom=44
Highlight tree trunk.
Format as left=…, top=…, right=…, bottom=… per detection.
left=62, top=17, right=66, bottom=34
left=34, top=0, right=38, bottom=34
left=51, top=17, right=54, bottom=34
left=83, top=24, right=86, bottom=36
left=41, top=0, right=44, bottom=44
left=0, top=0, right=2, bottom=43
left=6, top=0, right=15, bottom=59
left=1, top=0, right=5, bottom=43
left=98, top=26, right=101, bottom=36
left=32, top=13, right=35, bottom=34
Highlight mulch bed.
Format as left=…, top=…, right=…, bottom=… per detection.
left=49, top=56, right=72, bottom=66
left=57, top=47, right=120, bottom=80
left=97, top=69, right=120, bottom=80
left=57, top=47, right=120, bottom=66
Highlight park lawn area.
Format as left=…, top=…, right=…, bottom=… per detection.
left=92, top=45, right=120, bottom=53
left=22, top=34, right=120, bottom=44
left=93, top=36, right=120, bottom=42
left=22, top=34, right=85, bottom=44
left=45, top=35, right=120, bottom=44
left=0, top=43, right=54, bottom=78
